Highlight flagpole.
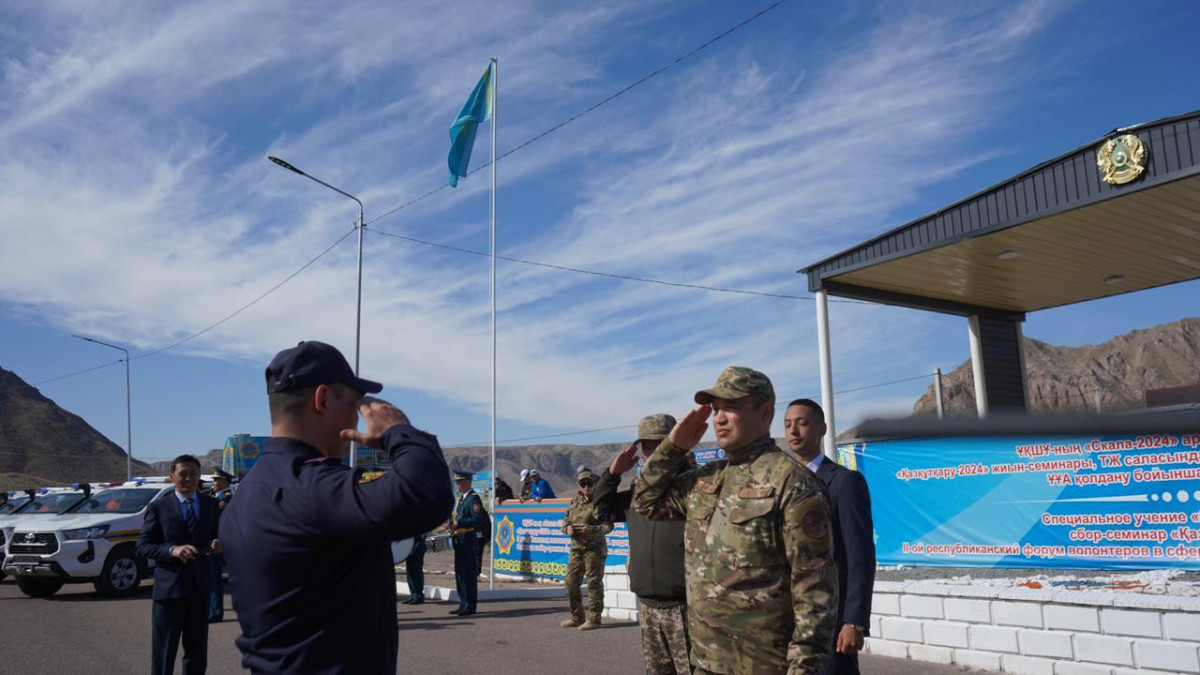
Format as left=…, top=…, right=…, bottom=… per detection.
left=489, top=56, right=498, bottom=590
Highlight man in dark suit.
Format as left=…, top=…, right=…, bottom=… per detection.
left=784, top=398, right=875, bottom=675
left=136, top=454, right=221, bottom=675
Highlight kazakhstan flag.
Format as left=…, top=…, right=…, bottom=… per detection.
left=447, top=62, right=494, bottom=187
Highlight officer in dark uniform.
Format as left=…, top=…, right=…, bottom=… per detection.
left=222, top=341, right=454, bottom=675
left=207, top=468, right=235, bottom=623
left=450, top=470, right=484, bottom=616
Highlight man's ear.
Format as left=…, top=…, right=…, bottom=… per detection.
left=312, top=384, right=331, bottom=413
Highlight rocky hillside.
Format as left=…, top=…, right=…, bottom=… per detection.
left=0, top=367, right=153, bottom=491
left=913, top=318, right=1200, bottom=416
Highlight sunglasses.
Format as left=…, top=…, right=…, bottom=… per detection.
left=578, top=481, right=594, bottom=488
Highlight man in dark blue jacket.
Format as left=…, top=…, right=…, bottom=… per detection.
left=137, top=454, right=221, bottom=675
left=784, top=399, right=876, bottom=675
left=222, top=341, right=454, bottom=674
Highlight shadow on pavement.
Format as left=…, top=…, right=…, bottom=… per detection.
left=42, top=585, right=155, bottom=603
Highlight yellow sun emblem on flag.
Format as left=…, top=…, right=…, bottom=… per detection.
left=495, top=516, right=516, bottom=555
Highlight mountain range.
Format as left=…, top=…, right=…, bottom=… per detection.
left=3, top=317, right=1198, bottom=492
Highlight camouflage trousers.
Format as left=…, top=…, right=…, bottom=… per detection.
left=639, top=601, right=691, bottom=674
left=565, top=544, right=606, bottom=622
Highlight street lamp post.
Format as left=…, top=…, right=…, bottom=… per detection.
left=72, top=335, right=132, bottom=482
left=268, top=156, right=366, bottom=468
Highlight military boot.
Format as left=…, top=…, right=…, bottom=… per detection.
left=578, top=616, right=602, bottom=631
left=560, top=617, right=582, bottom=628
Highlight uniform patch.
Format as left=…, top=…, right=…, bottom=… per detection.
left=738, top=486, right=774, bottom=499
left=695, top=480, right=718, bottom=494
left=356, top=470, right=386, bottom=484
left=801, top=506, right=829, bottom=541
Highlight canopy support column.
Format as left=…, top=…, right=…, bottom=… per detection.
left=969, top=315, right=989, bottom=418
left=816, top=289, right=837, bottom=460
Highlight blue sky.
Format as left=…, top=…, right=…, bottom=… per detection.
left=1, top=1, right=1197, bottom=462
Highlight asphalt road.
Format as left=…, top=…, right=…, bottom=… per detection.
left=0, top=578, right=976, bottom=674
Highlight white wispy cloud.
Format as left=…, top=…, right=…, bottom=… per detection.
left=0, top=1, right=1058, bottom=439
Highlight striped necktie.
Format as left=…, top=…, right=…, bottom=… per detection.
left=184, top=498, right=197, bottom=532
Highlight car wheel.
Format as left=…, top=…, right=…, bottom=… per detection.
left=94, top=547, right=142, bottom=597
left=16, top=576, right=64, bottom=598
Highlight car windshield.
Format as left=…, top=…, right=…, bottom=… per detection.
left=3, top=496, right=30, bottom=514
left=15, top=493, right=85, bottom=514
left=71, top=488, right=162, bottom=515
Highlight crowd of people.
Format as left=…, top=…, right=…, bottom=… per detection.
left=130, top=341, right=876, bottom=675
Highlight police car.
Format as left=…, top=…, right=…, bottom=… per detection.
left=3, top=481, right=173, bottom=598
left=0, top=485, right=97, bottom=581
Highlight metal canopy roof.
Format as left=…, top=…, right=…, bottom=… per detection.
left=802, top=111, right=1200, bottom=319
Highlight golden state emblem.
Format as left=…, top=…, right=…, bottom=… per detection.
left=495, top=515, right=516, bottom=555
left=1097, top=134, right=1147, bottom=185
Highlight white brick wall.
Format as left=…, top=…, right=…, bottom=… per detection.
left=901, top=594, right=944, bottom=619
left=1018, top=629, right=1074, bottom=659
left=954, top=649, right=1002, bottom=671
left=925, top=621, right=970, bottom=648
left=864, top=638, right=909, bottom=659
left=597, top=571, right=1200, bottom=674
left=1074, top=634, right=1134, bottom=667
left=1134, top=639, right=1200, bottom=673
left=1002, top=654, right=1057, bottom=675
left=1101, top=608, right=1162, bottom=638
left=995, top=601, right=1045, bottom=628
left=909, top=644, right=954, bottom=664
left=1165, top=612, right=1200, bottom=642
left=1053, top=662, right=1112, bottom=675
left=1044, top=605, right=1100, bottom=633
left=881, top=616, right=924, bottom=643
left=615, top=590, right=638, bottom=609
left=947, top=598, right=992, bottom=623
left=604, top=573, right=628, bottom=592
left=972, top=625, right=1020, bottom=653
left=873, top=592, right=901, bottom=616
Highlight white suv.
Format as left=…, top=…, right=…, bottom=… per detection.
left=3, top=483, right=173, bottom=598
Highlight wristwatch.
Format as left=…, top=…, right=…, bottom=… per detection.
left=848, top=624, right=867, bottom=633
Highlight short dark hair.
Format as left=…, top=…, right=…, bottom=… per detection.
left=786, top=398, right=825, bottom=424
left=268, top=383, right=349, bottom=422
left=268, top=386, right=316, bottom=422
left=170, top=455, right=202, bottom=475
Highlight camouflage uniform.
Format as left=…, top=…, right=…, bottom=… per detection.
left=633, top=367, right=838, bottom=675
left=563, top=468, right=614, bottom=626
left=640, top=602, right=691, bottom=674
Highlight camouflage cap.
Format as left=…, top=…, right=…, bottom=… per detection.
left=637, top=414, right=676, bottom=442
left=694, top=366, right=774, bottom=405
left=576, top=467, right=595, bottom=482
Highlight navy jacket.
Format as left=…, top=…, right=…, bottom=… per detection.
left=816, top=456, right=876, bottom=633
left=222, top=425, right=454, bottom=675
left=136, top=491, right=220, bottom=601
left=452, top=490, right=484, bottom=547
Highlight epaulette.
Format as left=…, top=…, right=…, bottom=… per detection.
left=357, top=470, right=387, bottom=484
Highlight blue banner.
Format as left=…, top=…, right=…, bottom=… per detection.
left=493, top=499, right=629, bottom=580
left=848, top=431, right=1200, bottom=570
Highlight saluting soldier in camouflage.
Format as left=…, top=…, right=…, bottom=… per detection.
left=633, top=367, right=838, bottom=674
left=561, top=467, right=614, bottom=630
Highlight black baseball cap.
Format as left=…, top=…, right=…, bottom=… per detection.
left=265, top=341, right=383, bottom=395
